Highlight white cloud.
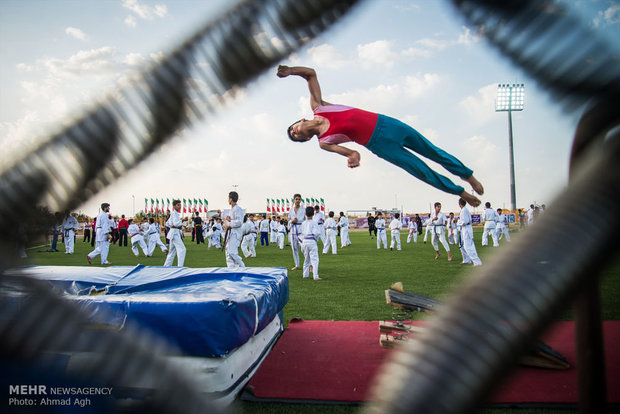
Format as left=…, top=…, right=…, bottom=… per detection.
left=602, top=4, right=620, bottom=25
left=456, top=25, right=481, bottom=46
left=327, top=83, right=402, bottom=114
left=307, top=44, right=349, bottom=69
left=41, top=47, right=118, bottom=77
left=404, top=73, right=441, bottom=98
left=122, top=0, right=168, bottom=25
left=124, top=53, right=145, bottom=66
left=458, top=83, right=497, bottom=126
left=124, top=15, right=137, bottom=28
left=16, top=63, right=34, bottom=72
left=357, top=40, right=397, bottom=68
left=65, top=27, right=87, bottom=40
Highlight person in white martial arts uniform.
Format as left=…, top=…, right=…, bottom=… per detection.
left=389, top=212, right=402, bottom=251
left=241, top=214, right=258, bottom=258
left=338, top=212, right=351, bottom=247
left=447, top=212, right=457, bottom=245
left=423, top=216, right=433, bottom=243
left=481, top=202, right=499, bottom=247
left=313, top=205, right=326, bottom=246
left=288, top=193, right=305, bottom=270
left=164, top=200, right=186, bottom=267
left=457, top=198, right=482, bottom=266
left=127, top=219, right=149, bottom=257
left=406, top=216, right=418, bottom=243
left=375, top=212, right=388, bottom=249
left=322, top=211, right=338, bottom=255
left=147, top=218, right=168, bottom=256
left=300, top=206, right=322, bottom=280
left=61, top=210, right=79, bottom=254
left=270, top=216, right=278, bottom=244
left=276, top=219, right=287, bottom=250
left=209, top=218, right=222, bottom=249
left=431, top=202, right=452, bottom=261
left=527, top=204, right=535, bottom=226
left=223, top=191, right=245, bottom=268
left=88, top=203, right=113, bottom=265
left=495, top=208, right=512, bottom=243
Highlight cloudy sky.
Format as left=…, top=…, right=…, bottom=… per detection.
left=1, top=0, right=618, bottom=217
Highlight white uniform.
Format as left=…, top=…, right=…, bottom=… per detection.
left=241, top=219, right=257, bottom=258
left=88, top=211, right=112, bottom=264
left=209, top=222, right=222, bottom=249
left=431, top=212, right=450, bottom=253
left=300, top=219, right=321, bottom=280
left=482, top=207, right=499, bottom=247
left=376, top=217, right=387, bottom=249
left=389, top=218, right=402, bottom=251
left=288, top=205, right=305, bottom=268
left=225, top=204, right=245, bottom=268
left=458, top=206, right=482, bottom=266
left=339, top=215, right=351, bottom=247
left=322, top=216, right=338, bottom=255
left=128, top=223, right=149, bottom=257
left=313, top=210, right=326, bottom=245
left=147, top=222, right=168, bottom=256
left=423, top=217, right=433, bottom=243
left=276, top=222, right=286, bottom=249
left=527, top=208, right=535, bottom=226
left=447, top=216, right=457, bottom=245
left=61, top=215, right=79, bottom=254
left=269, top=220, right=278, bottom=243
left=496, top=213, right=511, bottom=242
left=164, top=209, right=186, bottom=267
left=407, top=220, right=418, bottom=243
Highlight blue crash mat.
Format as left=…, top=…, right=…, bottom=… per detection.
left=17, top=265, right=289, bottom=357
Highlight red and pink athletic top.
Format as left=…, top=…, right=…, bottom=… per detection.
left=314, top=105, right=379, bottom=146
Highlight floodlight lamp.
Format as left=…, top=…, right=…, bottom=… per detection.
left=495, top=83, right=525, bottom=111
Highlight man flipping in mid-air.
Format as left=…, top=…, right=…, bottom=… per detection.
left=277, top=65, right=483, bottom=206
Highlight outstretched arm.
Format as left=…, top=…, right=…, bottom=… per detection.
left=277, top=65, right=330, bottom=110
left=319, top=141, right=360, bottom=168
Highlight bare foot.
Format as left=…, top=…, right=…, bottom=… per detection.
left=460, top=191, right=481, bottom=207
left=291, top=266, right=299, bottom=271
left=464, top=175, right=484, bottom=195
left=435, top=252, right=440, bottom=260
left=448, top=254, right=453, bottom=262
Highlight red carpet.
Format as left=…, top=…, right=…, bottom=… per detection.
left=243, top=320, right=620, bottom=406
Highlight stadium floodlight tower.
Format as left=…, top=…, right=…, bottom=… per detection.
left=495, top=83, right=524, bottom=212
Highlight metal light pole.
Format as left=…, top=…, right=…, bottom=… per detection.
left=496, top=83, right=524, bottom=212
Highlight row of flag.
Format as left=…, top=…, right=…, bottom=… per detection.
left=144, top=198, right=208, bottom=215
left=266, top=197, right=325, bottom=213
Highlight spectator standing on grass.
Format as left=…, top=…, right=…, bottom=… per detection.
left=367, top=212, right=376, bottom=240
left=118, top=215, right=128, bottom=247
left=83, top=218, right=91, bottom=244
left=259, top=215, right=270, bottom=247
left=457, top=198, right=482, bottom=266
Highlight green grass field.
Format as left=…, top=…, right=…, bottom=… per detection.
left=25, top=228, right=619, bottom=413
